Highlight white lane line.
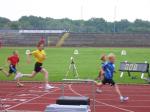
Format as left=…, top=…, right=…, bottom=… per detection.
left=6, top=88, right=60, bottom=110
left=6, top=110, right=41, bottom=112
left=4, top=85, right=39, bottom=98
left=94, top=100, right=134, bottom=112
left=94, top=105, right=150, bottom=108
left=96, top=94, right=150, bottom=97
left=88, top=99, right=150, bottom=102
left=68, top=84, right=134, bottom=112
left=1, top=84, right=40, bottom=112
left=2, top=102, right=56, bottom=105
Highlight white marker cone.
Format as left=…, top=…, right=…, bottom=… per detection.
left=26, top=50, right=31, bottom=55
left=121, top=50, right=127, bottom=56
left=74, top=49, right=79, bottom=55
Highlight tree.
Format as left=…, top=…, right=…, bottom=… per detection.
left=0, top=17, right=10, bottom=29
left=0, top=16, right=150, bottom=33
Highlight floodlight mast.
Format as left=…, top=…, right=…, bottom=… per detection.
left=113, top=6, right=117, bottom=33
left=81, top=0, right=84, bottom=20
left=113, top=0, right=118, bottom=34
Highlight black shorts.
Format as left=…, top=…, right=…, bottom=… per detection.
left=102, top=78, right=115, bottom=86
left=9, top=65, right=17, bottom=74
left=34, top=62, right=43, bottom=73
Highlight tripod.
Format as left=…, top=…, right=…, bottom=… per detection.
left=65, top=57, right=79, bottom=78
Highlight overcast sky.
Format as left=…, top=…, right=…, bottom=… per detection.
left=0, top=0, right=150, bottom=22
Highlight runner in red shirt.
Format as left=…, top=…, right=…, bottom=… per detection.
left=0, top=50, right=23, bottom=87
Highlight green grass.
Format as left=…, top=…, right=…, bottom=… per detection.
left=0, top=47, right=150, bottom=84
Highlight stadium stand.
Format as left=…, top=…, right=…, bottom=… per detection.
left=1, top=30, right=150, bottom=47
left=0, top=30, right=63, bottom=46
left=63, top=33, right=150, bottom=47
left=56, top=32, right=70, bottom=47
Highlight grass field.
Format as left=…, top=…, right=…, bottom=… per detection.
left=0, top=47, right=150, bottom=84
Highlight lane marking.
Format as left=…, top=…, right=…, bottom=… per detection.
left=69, top=84, right=134, bottom=112
left=6, top=89, right=60, bottom=110
left=94, top=105, right=150, bottom=108
left=6, top=84, right=66, bottom=110
left=17, top=94, right=39, bottom=97
left=5, top=110, right=41, bottom=112
left=1, top=85, right=40, bottom=112
left=86, top=98, right=150, bottom=102
left=1, top=98, right=27, bottom=102
left=6, top=88, right=60, bottom=110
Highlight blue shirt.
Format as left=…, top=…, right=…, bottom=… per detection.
left=102, top=62, right=115, bottom=79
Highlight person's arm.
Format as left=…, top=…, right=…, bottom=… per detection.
left=96, top=67, right=104, bottom=80
left=42, top=50, right=46, bottom=59
left=27, top=50, right=37, bottom=64
left=7, top=57, right=11, bottom=65
left=16, top=57, right=20, bottom=68
left=113, top=64, right=116, bottom=73
left=99, top=68, right=104, bottom=76
left=27, top=51, right=34, bottom=64
left=99, top=63, right=107, bottom=78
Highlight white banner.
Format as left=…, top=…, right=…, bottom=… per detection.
left=19, top=30, right=67, bottom=34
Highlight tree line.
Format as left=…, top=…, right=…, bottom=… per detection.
left=0, top=16, right=150, bottom=33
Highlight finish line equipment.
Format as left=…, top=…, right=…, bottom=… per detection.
left=61, top=79, right=96, bottom=112
left=45, top=104, right=90, bottom=112
left=119, top=61, right=150, bottom=82
left=65, top=57, right=79, bottom=78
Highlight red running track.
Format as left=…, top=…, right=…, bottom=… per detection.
left=0, top=82, right=150, bottom=112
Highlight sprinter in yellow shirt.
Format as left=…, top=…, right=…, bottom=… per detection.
left=15, top=42, right=54, bottom=90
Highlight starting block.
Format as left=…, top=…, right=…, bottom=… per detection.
left=56, top=96, right=90, bottom=105
left=45, top=104, right=90, bottom=112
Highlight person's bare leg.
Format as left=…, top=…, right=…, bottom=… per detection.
left=0, top=69, right=10, bottom=77
left=115, top=84, right=122, bottom=97
left=115, top=84, right=129, bottom=102
left=0, top=68, right=23, bottom=87
left=40, top=68, right=54, bottom=89
left=16, top=78, right=24, bottom=87
left=15, top=71, right=37, bottom=80
left=40, top=68, right=49, bottom=84
left=22, top=71, right=37, bottom=78
left=96, top=82, right=103, bottom=93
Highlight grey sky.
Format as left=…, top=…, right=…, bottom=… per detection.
left=0, top=0, right=150, bottom=21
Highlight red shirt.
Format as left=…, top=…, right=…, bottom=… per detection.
left=8, top=55, right=19, bottom=66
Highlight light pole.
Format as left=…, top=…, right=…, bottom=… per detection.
left=113, top=0, right=118, bottom=33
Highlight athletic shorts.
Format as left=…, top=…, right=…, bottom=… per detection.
left=34, top=62, right=43, bottom=73
left=102, top=78, right=115, bottom=86
left=9, top=65, right=17, bottom=74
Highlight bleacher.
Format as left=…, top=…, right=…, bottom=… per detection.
left=1, top=30, right=150, bottom=47
left=0, top=30, right=63, bottom=46
left=63, top=33, right=150, bottom=47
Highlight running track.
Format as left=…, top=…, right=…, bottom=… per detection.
left=0, top=82, right=150, bottom=112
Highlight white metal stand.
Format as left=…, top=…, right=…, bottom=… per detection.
left=65, top=57, right=79, bottom=78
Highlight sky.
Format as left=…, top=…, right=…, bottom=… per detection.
left=0, top=0, right=150, bottom=22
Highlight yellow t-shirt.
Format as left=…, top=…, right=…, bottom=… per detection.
left=31, top=50, right=46, bottom=63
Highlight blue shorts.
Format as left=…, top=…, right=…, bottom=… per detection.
left=9, top=65, right=17, bottom=74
